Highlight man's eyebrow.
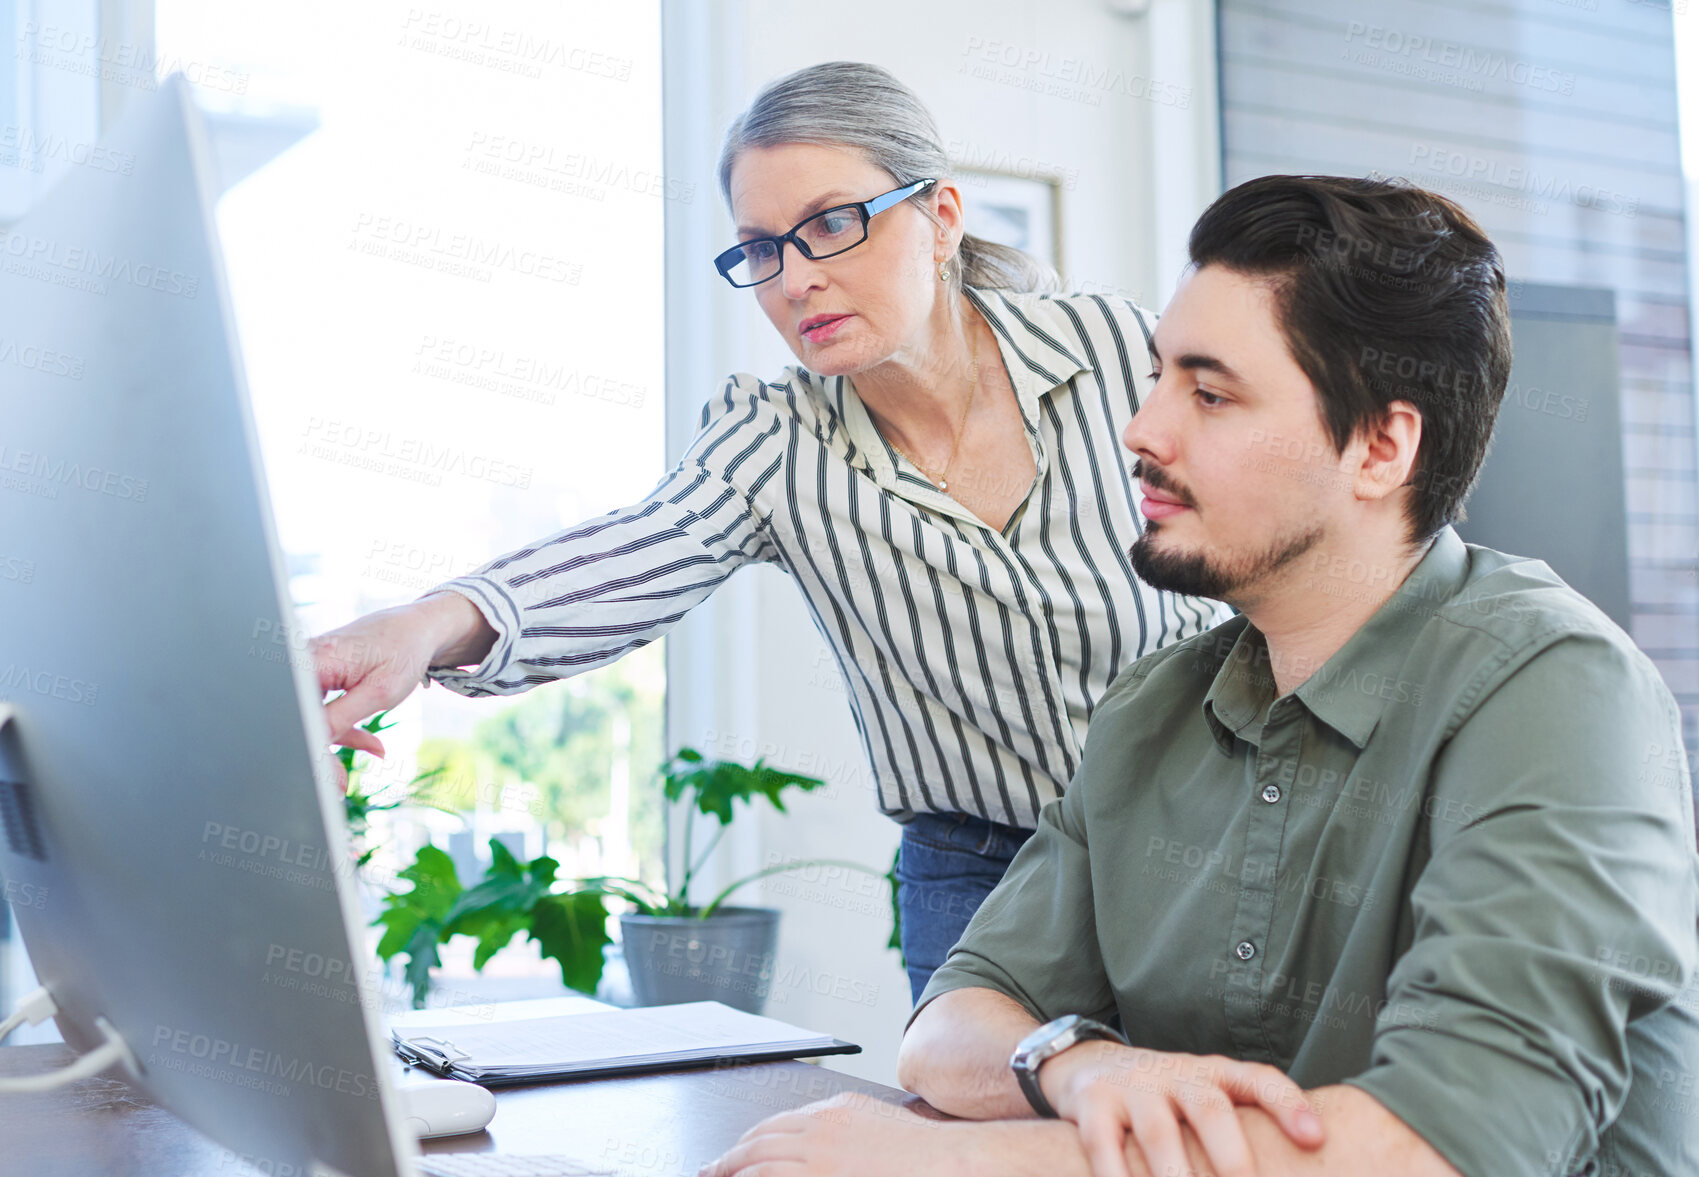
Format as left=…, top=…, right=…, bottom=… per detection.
left=1150, top=340, right=1245, bottom=384
left=736, top=189, right=856, bottom=239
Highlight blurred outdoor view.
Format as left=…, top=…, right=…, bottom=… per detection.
left=153, top=0, right=669, bottom=1002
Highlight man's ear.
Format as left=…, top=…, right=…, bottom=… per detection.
left=1352, top=401, right=1423, bottom=503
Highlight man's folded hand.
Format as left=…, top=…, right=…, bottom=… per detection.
left=1040, top=1042, right=1325, bottom=1177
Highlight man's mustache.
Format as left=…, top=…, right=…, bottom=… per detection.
left=1131, top=459, right=1197, bottom=509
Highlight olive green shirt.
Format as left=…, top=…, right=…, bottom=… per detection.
left=915, top=527, right=1699, bottom=1177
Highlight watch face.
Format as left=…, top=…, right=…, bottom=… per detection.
left=1015, top=1014, right=1084, bottom=1066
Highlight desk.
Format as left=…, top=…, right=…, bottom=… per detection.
left=0, top=1042, right=913, bottom=1177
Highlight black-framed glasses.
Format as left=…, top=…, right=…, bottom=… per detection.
left=714, top=178, right=937, bottom=289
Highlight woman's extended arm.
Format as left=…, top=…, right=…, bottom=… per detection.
left=313, top=380, right=785, bottom=756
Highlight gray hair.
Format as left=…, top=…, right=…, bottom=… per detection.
left=716, top=61, right=1058, bottom=294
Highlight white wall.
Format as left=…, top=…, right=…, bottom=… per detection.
left=661, top=0, right=1218, bottom=1086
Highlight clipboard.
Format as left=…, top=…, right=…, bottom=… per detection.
left=393, top=1032, right=861, bottom=1086
left=389, top=1000, right=861, bottom=1087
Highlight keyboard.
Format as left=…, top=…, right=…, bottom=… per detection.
left=417, top=1155, right=616, bottom=1177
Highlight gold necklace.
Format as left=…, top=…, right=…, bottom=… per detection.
left=892, top=326, right=980, bottom=493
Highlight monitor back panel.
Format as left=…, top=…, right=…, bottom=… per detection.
left=0, top=76, right=411, bottom=1177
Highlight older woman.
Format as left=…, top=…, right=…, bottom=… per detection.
left=311, top=61, right=1225, bottom=1001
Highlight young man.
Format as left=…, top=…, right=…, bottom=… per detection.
left=701, top=176, right=1699, bottom=1177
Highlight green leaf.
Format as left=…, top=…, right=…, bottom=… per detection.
left=370, top=842, right=463, bottom=1007
left=396, top=844, right=463, bottom=921
left=400, top=919, right=444, bottom=1008
left=373, top=844, right=461, bottom=958
left=663, top=757, right=826, bottom=829
left=469, top=914, right=528, bottom=971
left=409, top=764, right=448, bottom=788
left=529, top=890, right=612, bottom=995
left=444, top=845, right=559, bottom=939
left=344, top=788, right=372, bottom=825
left=487, top=838, right=524, bottom=878
left=374, top=902, right=426, bottom=961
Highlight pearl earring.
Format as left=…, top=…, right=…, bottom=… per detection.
left=937, top=260, right=949, bottom=282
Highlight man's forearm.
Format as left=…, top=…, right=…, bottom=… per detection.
left=898, top=986, right=1044, bottom=1119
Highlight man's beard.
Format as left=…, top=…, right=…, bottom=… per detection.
left=1130, top=519, right=1324, bottom=602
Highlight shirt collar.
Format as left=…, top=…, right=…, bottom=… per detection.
left=1201, top=621, right=1275, bottom=755
left=962, top=286, right=1091, bottom=424
left=1201, top=527, right=1471, bottom=752
left=830, top=286, right=1091, bottom=521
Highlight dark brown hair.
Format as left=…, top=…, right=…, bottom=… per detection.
left=1188, top=174, right=1512, bottom=542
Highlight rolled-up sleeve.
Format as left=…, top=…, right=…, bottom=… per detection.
left=910, top=736, right=1119, bottom=1028
left=1345, top=632, right=1699, bottom=1177
left=422, top=379, right=783, bottom=697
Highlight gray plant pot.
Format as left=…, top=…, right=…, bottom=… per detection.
left=618, top=906, right=779, bottom=1014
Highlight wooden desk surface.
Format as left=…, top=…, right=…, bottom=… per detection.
left=0, top=1043, right=913, bottom=1177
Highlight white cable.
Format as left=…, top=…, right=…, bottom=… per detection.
left=0, top=985, right=57, bottom=1044
left=0, top=988, right=141, bottom=1094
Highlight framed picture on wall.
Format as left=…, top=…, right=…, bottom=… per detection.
left=954, top=167, right=1062, bottom=271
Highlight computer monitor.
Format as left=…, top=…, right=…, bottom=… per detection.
left=0, top=75, right=417, bottom=1177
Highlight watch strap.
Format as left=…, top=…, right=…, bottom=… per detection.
left=1015, top=1057, right=1060, bottom=1118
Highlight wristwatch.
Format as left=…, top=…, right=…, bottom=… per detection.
left=1009, top=1014, right=1128, bottom=1118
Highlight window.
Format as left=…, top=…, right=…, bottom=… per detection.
left=155, top=0, right=667, bottom=1003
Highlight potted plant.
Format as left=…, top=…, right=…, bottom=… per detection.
left=370, top=747, right=891, bottom=1013
left=613, top=748, right=890, bottom=1013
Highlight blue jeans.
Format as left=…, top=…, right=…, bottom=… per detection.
left=895, top=812, right=1035, bottom=1003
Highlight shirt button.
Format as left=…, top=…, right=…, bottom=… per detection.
left=1260, top=784, right=1282, bottom=804
left=1235, top=940, right=1256, bottom=961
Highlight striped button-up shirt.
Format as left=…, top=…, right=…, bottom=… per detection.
left=425, top=286, right=1227, bottom=829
